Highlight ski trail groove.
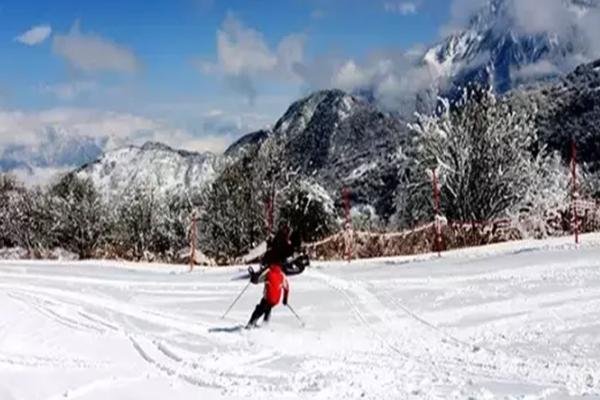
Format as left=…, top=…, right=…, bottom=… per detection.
left=128, top=336, right=222, bottom=390
left=306, top=270, right=410, bottom=359
left=6, top=291, right=106, bottom=334
left=372, top=284, right=487, bottom=353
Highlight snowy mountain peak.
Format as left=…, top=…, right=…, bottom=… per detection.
left=273, top=89, right=359, bottom=136
left=424, top=0, right=597, bottom=94
left=140, top=141, right=175, bottom=152
left=223, top=129, right=270, bottom=157
left=76, top=142, right=221, bottom=200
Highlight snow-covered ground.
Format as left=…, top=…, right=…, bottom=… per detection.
left=1, top=235, right=600, bottom=399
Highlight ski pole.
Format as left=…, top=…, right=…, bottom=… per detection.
left=221, top=281, right=251, bottom=319
left=286, top=303, right=306, bottom=327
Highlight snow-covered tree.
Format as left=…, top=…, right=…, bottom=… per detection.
left=251, top=132, right=296, bottom=229
left=153, top=193, right=195, bottom=259
left=0, top=174, right=22, bottom=247
left=2, top=184, right=56, bottom=253
left=511, top=152, right=570, bottom=238
left=407, top=86, right=540, bottom=223
left=198, top=157, right=266, bottom=261
left=47, top=174, right=110, bottom=258
left=198, top=132, right=300, bottom=260
left=350, top=205, right=385, bottom=232
left=581, top=166, right=600, bottom=199
left=277, top=179, right=338, bottom=242
left=112, top=188, right=163, bottom=260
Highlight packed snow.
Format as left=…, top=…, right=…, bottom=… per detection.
left=1, top=234, right=600, bottom=399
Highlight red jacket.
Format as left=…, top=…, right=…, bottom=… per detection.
left=264, top=265, right=289, bottom=306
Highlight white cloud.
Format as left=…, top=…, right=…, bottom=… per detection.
left=146, top=95, right=286, bottom=139
left=511, top=60, right=562, bottom=81
left=0, top=103, right=273, bottom=166
left=511, top=0, right=578, bottom=36
left=276, top=33, right=306, bottom=79
left=0, top=104, right=277, bottom=185
left=215, top=15, right=278, bottom=76
left=53, top=22, right=140, bottom=74
left=0, top=108, right=160, bottom=149
left=580, top=7, right=600, bottom=56
left=15, top=24, right=52, bottom=46
left=41, top=81, right=98, bottom=100
left=1, top=73, right=291, bottom=185
left=184, top=135, right=235, bottom=154
left=297, top=48, right=434, bottom=112
left=443, top=0, right=488, bottom=35
left=200, top=109, right=274, bottom=137
left=292, top=53, right=347, bottom=90
left=384, top=1, right=419, bottom=15
left=333, top=61, right=372, bottom=91
left=198, top=14, right=306, bottom=102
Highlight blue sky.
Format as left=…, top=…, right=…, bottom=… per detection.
left=0, top=0, right=457, bottom=164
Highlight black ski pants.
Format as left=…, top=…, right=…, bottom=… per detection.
left=248, top=298, right=272, bottom=325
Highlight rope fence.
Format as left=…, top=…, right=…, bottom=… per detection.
left=302, top=203, right=600, bottom=262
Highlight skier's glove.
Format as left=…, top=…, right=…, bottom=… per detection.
left=283, top=295, right=288, bottom=306
left=248, top=267, right=259, bottom=284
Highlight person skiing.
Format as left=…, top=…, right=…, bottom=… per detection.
left=246, top=263, right=289, bottom=329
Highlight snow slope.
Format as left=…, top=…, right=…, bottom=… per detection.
left=1, top=235, right=600, bottom=399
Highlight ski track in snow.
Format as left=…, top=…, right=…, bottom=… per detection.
left=1, top=235, right=600, bottom=399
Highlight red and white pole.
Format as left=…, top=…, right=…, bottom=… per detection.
left=432, top=168, right=442, bottom=257
left=189, top=210, right=197, bottom=272
left=571, top=140, right=579, bottom=245
left=342, top=187, right=353, bottom=261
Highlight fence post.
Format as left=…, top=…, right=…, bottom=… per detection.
left=342, top=187, right=353, bottom=261
left=571, top=140, right=579, bottom=245
left=432, top=168, right=442, bottom=257
left=189, top=210, right=197, bottom=272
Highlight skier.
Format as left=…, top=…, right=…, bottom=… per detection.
left=246, top=262, right=289, bottom=329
